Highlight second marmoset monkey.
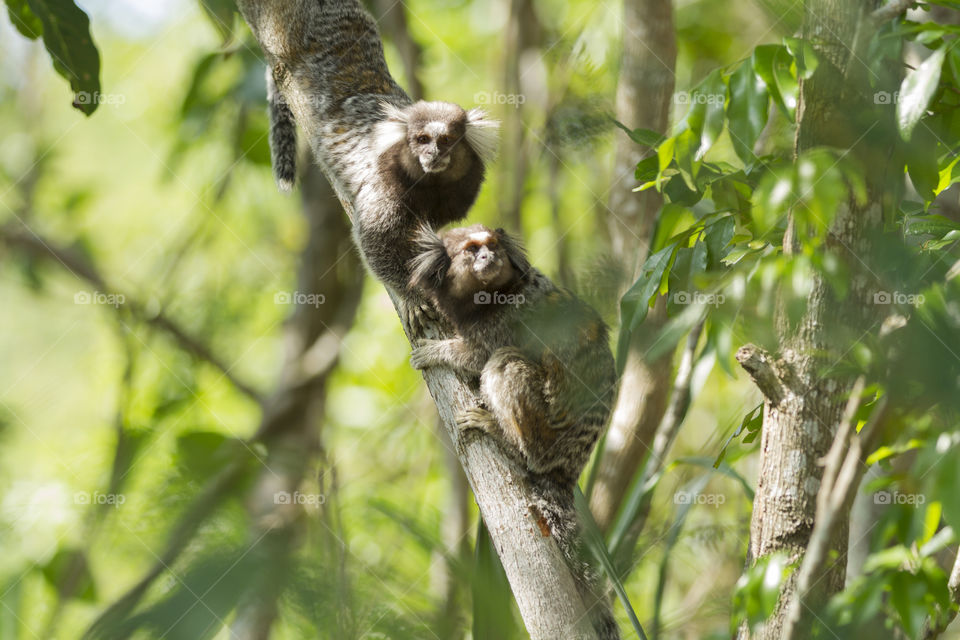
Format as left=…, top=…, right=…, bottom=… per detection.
left=408, top=224, right=620, bottom=640
left=267, top=90, right=498, bottom=297
left=360, top=101, right=497, bottom=295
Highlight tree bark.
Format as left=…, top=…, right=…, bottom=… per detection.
left=589, top=0, right=677, bottom=533
left=737, top=1, right=887, bottom=637
left=234, top=2, right=599, bottom=637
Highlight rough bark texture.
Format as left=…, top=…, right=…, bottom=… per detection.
left=737, top=1, right=886, bottom=637
left=234, top=2, right=599, bottom=637
left=589, top=0, right=677, bottom=532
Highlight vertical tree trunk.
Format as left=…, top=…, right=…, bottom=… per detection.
left=737, top=1, right=887, bottom=637
left=589, top=0, right=677, bottom=532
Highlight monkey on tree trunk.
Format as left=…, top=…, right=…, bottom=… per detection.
left=409, top=224, right=621, bottom=640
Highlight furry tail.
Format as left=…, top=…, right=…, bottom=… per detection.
left=530, top=477, right=621, bottom=640
left=266, top=66, right=297, bottom=192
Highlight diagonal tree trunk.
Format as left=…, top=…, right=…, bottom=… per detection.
left=589, top=0, right=677, bottom=533
left=234, top=2, right=601, bottom=637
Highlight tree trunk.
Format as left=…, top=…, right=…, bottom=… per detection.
left=234, top=2, right=599, bottom=637
left=589, top=0, right=677, bottom=532
left=737, top=1, right=887, bottom=637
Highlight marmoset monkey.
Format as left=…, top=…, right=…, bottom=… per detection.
left=408, top=224, right=620, bottom=640
left=360, top=101, right=498, bottom=294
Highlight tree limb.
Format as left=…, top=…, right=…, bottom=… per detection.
left=0, top=224, right=264, bottom=403
left=871, top=0, right=913, bottom=24
left=735, top=344, right=789, bottom=406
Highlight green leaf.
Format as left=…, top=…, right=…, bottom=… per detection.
left=5, top=0, right=42, bottom=38
left=574, top=489, right=649, bottom=640
left=612, top=118, right=666, bottom=148
left=732, top=552, right=790, bottom=632
left=783, top=36, right=819, bottom=80
left=473, top=519, right=520, bottom=640
left=727, top=61, right=770, bottom=164
left=753, top=46, right=786, bottom=117
left=897, top=47, right=946, bottom=141
left=616, top=244, right=677, bottom=372
left=24, top=0, right=101, bottom=115
left=696, top=70, right=727, bottom=160
left=705, top=216, right=736, bottom=269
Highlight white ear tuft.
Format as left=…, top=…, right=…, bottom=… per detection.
left=373, top=101, right=410, bottom=156
left=465, top=107, right=500, bottom=165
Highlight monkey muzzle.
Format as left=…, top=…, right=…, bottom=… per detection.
left=421, top=152, right=451, bottom=173
left=472, top=246, right=503, bottom=285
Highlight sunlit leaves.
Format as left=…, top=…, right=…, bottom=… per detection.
left=727, top=61, right=769, bottom=164
left=897, top=47, right=946, bottom=141
left=752, top=149, right=866, bottom=239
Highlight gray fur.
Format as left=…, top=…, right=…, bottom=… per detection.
left=409, top=224, right=620, bottom=640
left=267, top=66, right=297, bottom=192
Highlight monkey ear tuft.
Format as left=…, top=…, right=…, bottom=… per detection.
left=408, top=225, right=449, bottom=292
left=497, top=229, right=531, bottom=276
left=465, top=108, right=500, bottom=165
left=374, top=101, right=411, bottom=156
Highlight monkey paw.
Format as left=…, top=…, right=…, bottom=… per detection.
left=409, top=341, right=437, bottom=370
left=403, top=298, right=439, bottom=336
left=455, top=407, right=496, bottom=434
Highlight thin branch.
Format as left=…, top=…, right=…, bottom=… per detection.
left=871, top=0, right=913, bottom=24
left=0, top=224, right=264, bottom=403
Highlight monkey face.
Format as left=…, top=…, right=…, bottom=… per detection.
left=408, top=119, right=466, bottom=174
left=446, top=228, right=514, bottom=298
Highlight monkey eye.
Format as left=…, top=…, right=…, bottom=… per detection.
left=416, top=134, right=430, bottom=144
left=437, top=134, right=449, bottom=145
left=465, top=244, right=479, bottom=253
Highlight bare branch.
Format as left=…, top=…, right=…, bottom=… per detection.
left=0, top=224, right=264, bottom=402
left=736, top=344, right=789, bottom=405
left=871, top=0, right=913, bottom=24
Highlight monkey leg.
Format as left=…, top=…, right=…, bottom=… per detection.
left=476, top=347, right=567, bottom=476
